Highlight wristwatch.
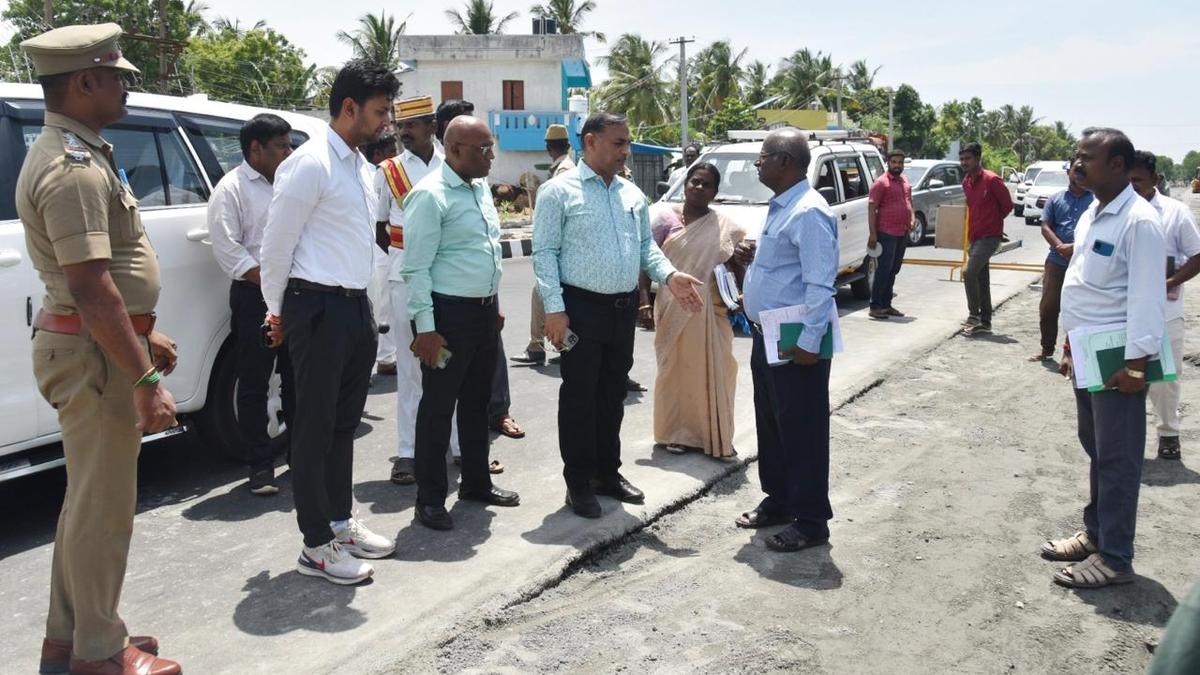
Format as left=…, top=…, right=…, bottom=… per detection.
left=1125, top=367, right=1145, bottom=379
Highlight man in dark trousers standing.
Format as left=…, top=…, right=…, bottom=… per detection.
left=403, top=116, right=520, bottom=531
left=959, top=142, right=1014, bottom=336
left=1031, top=169, right=1092, bottom=362
left=733, top=127, right=840, bottom=553
left=866, top=148, right=915, bottom=320
left=533, top=112, right=704, bottom=518
left=260, top=59, right=399, bottom=585
left=208, top=113, right=297, bottom=495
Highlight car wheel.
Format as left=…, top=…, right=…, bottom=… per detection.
left=908, top=213, right=927, bottom=245
left=1014, top=204, right=1024, bottom=217
left=850, top=254, right=876, bottom=301
left=195, top=345, right=289, bottom=463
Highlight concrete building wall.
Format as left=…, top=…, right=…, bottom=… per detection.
left=397, top=60, right=563, bottom=114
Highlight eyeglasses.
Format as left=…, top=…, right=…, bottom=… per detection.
left=756, top=150, right=795, bottom=163
left=454, top=142, right=495, bottom=155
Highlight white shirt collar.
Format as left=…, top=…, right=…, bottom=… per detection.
left=239, top=160, right=267, bottom=183
left=1097, top=183, right=1137, bottom=217
left=400, top=141, right=444, bottom=167
left=325, top=125, right=355, bottom=161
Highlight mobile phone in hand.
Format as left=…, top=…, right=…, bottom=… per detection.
left=261, top=322, right=276, bottom=348
left=556, top=328, right=580, bottom=353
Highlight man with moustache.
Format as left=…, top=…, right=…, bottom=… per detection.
left=866, top=148, right=915, bottom=320
left=403, top=116, right=520, bottom=531
left=1044, top=128, right=1165, bottom=588
left=260, top=59, right=398, bottom=584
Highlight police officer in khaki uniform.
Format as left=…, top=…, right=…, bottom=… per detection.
left=17, top=23, right=181, bottom=675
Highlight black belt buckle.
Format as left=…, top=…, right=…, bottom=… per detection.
left=481, top=295, right=496, bottom=306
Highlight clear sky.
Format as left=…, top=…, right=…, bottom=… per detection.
left=6, top=0, right=1197, bottom=160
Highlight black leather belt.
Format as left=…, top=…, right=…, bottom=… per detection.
left=562, top=284, right=637, bottom=308
left=432, top=292, right=496, bottom=306
left=287, top=279, right=367, bottom=297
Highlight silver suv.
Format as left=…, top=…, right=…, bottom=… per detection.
left=902, top=159, right=966, bottom=245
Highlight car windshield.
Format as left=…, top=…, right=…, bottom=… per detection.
left=1035, top=171, right=1069, bottom=187
left=903, top=167, right=927, bottom=185
left=662, top=153, right=775, bottom=205
left=1023, top=167, right=1043, bottom=183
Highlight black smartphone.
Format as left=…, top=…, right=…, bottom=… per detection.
left=261, top=322, right=275, bottom=348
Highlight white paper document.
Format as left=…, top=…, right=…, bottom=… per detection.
left=1066, top=323, right=1176, bottom=390
left=712, top=263, right=741, bottom=310
left=759, top=304, right=843, bottom=366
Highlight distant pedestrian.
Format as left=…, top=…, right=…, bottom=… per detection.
left=867, top=148, right=915, bottom=320
left=732, top=127, right=838, bottom=553
left=1030, top=169, right=1093, bottom=362
left=1044, top=128, right=1165, bottom=588
left=668, top=141, right=702, bottom=186
left=403, top=116, right=520, bottom=531
left=1130, top=151, right=1200, bottom=460
left=208, top=113, right=298, bottom=495
left=959, top=142, right=1014, bottom=336
left=260, top=59, right=399, bottom=585
left=533, top=112, right=704, bottom=519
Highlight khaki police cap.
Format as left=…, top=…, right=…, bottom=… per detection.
left=544, top=124, right=569, bottom=142
left=20, top=23, right=140, bottom=77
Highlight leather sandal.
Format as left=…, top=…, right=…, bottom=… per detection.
left=735, top=506, right=792, bottom=529
left=491, top=415, right=525, bottom=439
left=1053, top=553, right=1135, bottom=588
left=1040, top=531, right=1097, bottom=561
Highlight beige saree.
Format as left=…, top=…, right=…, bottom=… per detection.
left=652, top=206, right=746, bottom=458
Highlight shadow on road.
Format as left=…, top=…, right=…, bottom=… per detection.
left=391, top=504, right=494, bottom=563
left=1142, top=457, right=1200, bottom=487
left=733, top=538, right=844, bottom=590
left=181, top=468, right=295, bottom=522
left=233, top=569, right=368, bottom=636
left=1068, top=574, right=1178, bottom=628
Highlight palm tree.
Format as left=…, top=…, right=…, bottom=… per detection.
left=1000, top=104, right=1042, bottom=162
left=771, top=48, right=835, bottom=110
left=594, top=33, right=675, bottom=133
left=529, top=0, right=605, bottom=41
left=741, top=60, right=771, bottom=107
left=690, top=40, right=747, bottom=113
left=847, top=59, right=880, bottom=93
left=207, top=16, right=267, bottom=36
left=336, top=12, right=409, bottom=71
left=445, top=0, right=520, bottom=35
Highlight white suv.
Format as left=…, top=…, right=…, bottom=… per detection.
left=0, top=83, right=327, bottom=481
left=659, top=131, right=885, bottom=300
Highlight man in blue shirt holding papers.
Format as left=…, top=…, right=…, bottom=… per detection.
left=733, top=127, right=840, bottom=553
left=1043, top=128, right=1165, bottom=588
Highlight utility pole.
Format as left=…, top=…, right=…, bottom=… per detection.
left=669, top=36, right=694, bottom=148
left=835, top=72, right=844, bottom=129
left=157, top=0, right=168, bottom=92
left=887, top=87, right=895, bottom=151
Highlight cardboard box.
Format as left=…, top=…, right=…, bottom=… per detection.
left=935, top=205, right=967, bottom=250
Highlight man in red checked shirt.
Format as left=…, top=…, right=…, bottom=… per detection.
left=959, top=142, right=1014, bottom=336
left=866, top=148, right=915, bottom=320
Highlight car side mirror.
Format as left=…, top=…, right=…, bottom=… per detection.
left=817, top=186, right=837, bottom=204
left=655, top=181, right=670, bottom=197
left=927, top=179, right=945, bottom=189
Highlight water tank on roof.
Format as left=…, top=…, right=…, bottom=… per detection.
left=568, top=94, right=589, bottom=116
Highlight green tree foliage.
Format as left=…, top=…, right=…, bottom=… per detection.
left=594, top=33, right=674, bottom=134
left=1156, top=155, right=1178, bottom=182
left=3, top=0, right=208, bottom=91
left=1183, top=151, right=1200, bottom=182
left=891, top=84, right=940, bottom=158
left=336, top=11, right=408, bottom=72
left=689, top=40, right=746, bottom=114
left=182, top=27, right=315, bottom=108
left=705, top=95, right=759, bottom=140
left=770, top=48, right=834, bottom=110
left=740, top=60, right=771, bottom=107
left=529, top=0, right=604, bottom=41
left=445, top=0, right=519, bottom=35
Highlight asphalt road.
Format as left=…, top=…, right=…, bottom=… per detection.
left=0, top=211, right=1051, bottom=673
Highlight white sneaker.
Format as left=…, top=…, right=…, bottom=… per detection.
left=333, top=518, right=396, bottom=559
left=297, top=541, right=373, bottom=585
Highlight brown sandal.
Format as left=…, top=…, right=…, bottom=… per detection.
left=1053, top=553, right=1135, bottom=588
left=1040, top=531, right=1097, bottom=561
left=491, top=415, right=526, bottom=439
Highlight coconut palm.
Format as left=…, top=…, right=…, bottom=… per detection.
left=445, top=0, right=520, bottom=35
left=594, top=33, right=675, bottom=133
left=207, top=16, right=267, bottom=36
left=1000, top=104, right=1042, bottom=162
left=771, top=48, right=835, bottom=110
left=847, top=59, right=880, bottom=93
left=690, top=40, right=747, bottom=113
left=529, top=0, right=605, bottom=41
left=741, top=60, right=771, bottom=107
left=336, top=11, right=409, bottom=71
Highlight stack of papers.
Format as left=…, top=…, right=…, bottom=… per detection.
left=759, top=304, right=843, bottom=366
left=1066, top=323, right=1176, bottom=391
left=713, top=263, right=740, bottom=311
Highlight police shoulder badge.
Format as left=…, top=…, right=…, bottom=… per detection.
left=61, top=131, right=91, bottom=163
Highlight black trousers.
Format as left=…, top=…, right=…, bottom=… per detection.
left=490, top=333, right=510, bottom=419
left=230, top=281, right=295, bottom=470
left=415, top=296, right=499, bottom=507
left=283, top=288, right=376, bottom=548
left=750, top=330, right=833, bottom=539
left=557, top=285, right=637, bottom=492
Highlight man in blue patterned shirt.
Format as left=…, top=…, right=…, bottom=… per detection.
left=533, top=112, right=704, bottom=518
left=734, top=127, right=839, bottom=553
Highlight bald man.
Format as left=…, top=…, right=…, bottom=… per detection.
left=401, top=117, right=520, bottom=531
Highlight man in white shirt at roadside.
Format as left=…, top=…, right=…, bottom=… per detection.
left=1129, top=150, right=1200, bottom=460
left=360, top=131, right=399, bottom=376
left=259, top=59, right=398, bottom=586
left=208, top=113, right=297, bottom=496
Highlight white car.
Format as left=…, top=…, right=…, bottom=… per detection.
left=1014, top=160, right=1069, bottom=217
left=658, top=130, right=885, bottom=300
left=1022, top=169, right=1070, bottom=224
left=0, top=83, right=327, bottom=481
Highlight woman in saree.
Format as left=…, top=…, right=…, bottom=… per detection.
left=642, top=162, right=747, bottom=460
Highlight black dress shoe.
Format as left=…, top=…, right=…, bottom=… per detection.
left=458, top=485, right=520, bottom=507
left=414, top=503, right=454, bottom=530
left=565, top=489, right=602, bottom=518
left=593, top=473, right=645, bottom=504
left=510, top=350, right=546, bottom=365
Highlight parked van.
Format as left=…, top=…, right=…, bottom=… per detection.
left=0, top=83, right=327, bottom=481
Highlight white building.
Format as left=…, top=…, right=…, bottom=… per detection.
left=395, top=32, right=591, bottom=185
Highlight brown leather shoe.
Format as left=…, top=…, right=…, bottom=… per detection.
left=41, top=637, right=159, bottom=674
left=68, top=646, right=180, bottom=675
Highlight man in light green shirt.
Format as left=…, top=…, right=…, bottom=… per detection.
left=400, top=117, right=518, bottom=531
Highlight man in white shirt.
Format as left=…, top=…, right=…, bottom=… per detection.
left=208, top=113, right=296, bottom=496
left=359, top=132, right=399, bottom=376
left=376, top=95, right=461, bottom=485
left=259, top=59, right=399, bottom=585
left=1045, top=128, right=1165, bottom=589
left=1130, top=151, right=1200, bottom=460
